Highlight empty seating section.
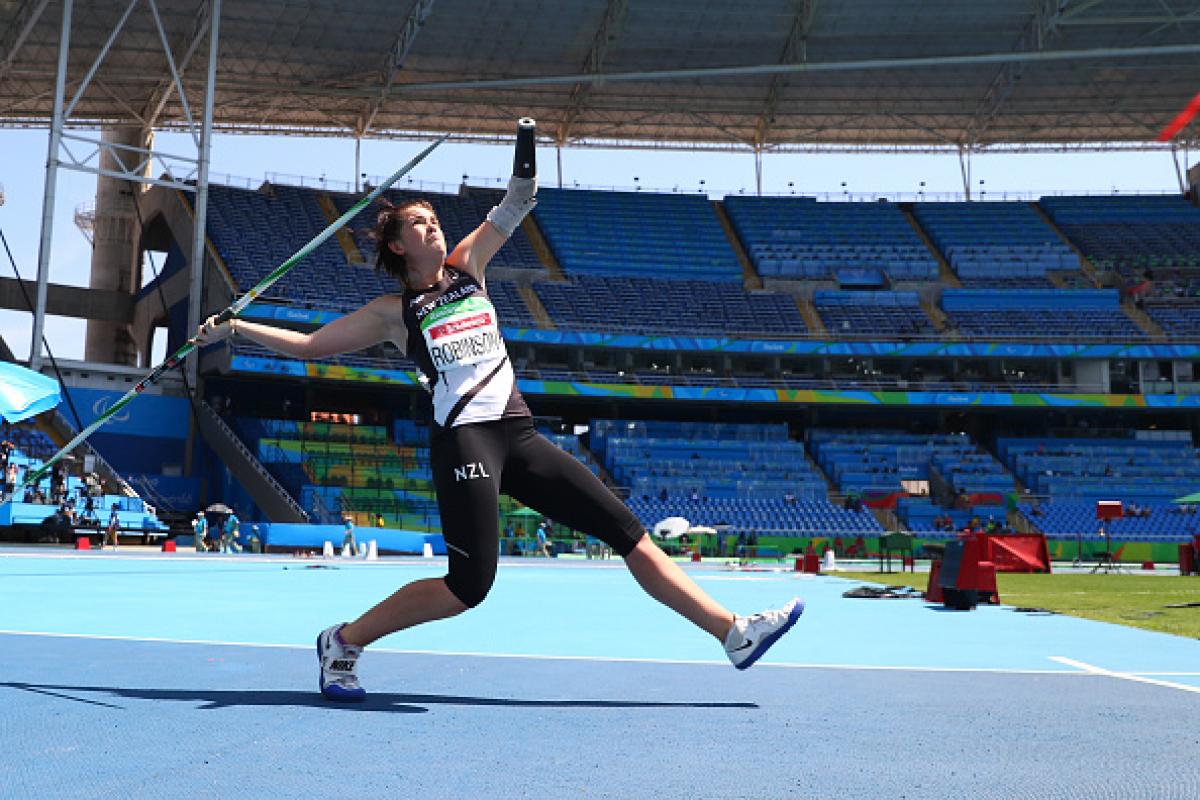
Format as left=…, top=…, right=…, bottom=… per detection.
left=234, top=417, right=442, bottom=530
left=813, top=291, right=933, bottom=336
left=1143, top=300, right=1200, bottom=336
left=808, top=429, right=1009, bottom=497
left=1018, top=502, right=1199, bottom=541
left=1039, top=195, right=1200, bottom=285
left=534, top=189, right=741, bottom=282
left=533, top=275, right=807, bottom=335
left=940, top=289, right=1143, bottom=338
left=723, top=197, right=938, bottom=282
left=590, top=419, right=881, bottom=536
left=912, top=202, right=1076, bottom=287
left=206, top=184, right=367, bottom=309
left=997, top=434, right=1200, bottom=506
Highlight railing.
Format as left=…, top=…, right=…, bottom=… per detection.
left=217, top=172, right=1182, bottom=204
left=50, top=408, right=136, bottom=498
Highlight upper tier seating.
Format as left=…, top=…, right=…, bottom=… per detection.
left=1038, top=194, right=1200, bottom=283
left=940, top=289, right=1143, bottom=339
left=533, top=275, right=807, bottom=335
left=533, top=189, right=742, bottom=281
left=723, top=196, right=938, bottom=282
left=997, top=433, right=1200, bottom=505
left=912, top=201, right=1077, bottom=287
left=206, top=184, right=383, bottom=312
left=205, top=183, right=539, bottom=319
left=331, top=186, right=543, bottom=272
left=807, top=429, right=1012, bottom=497
left=813, top=290, right=934, bottom=336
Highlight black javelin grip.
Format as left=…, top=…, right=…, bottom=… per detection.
left=513, top=117, right=536, bottom=178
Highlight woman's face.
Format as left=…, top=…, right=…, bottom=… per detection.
left=390, top=205, right=446, bottom=264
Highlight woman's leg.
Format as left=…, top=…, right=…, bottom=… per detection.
left=623, top=533, right=734, bottom=641
left=340, top=577, right=467, bottom=648
left=341, top=422, right=506, bottom=649
left=501, top=423, right=734, bottom=641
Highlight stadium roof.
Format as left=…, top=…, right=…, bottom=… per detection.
left=1, top=0, right=1199, bottom=152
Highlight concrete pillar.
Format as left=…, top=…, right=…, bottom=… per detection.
left=85, top=125, right=151, bottom=365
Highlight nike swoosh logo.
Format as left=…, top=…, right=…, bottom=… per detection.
left=731, top=639, right=755, bottom=652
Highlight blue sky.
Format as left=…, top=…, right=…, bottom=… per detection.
left=0, top=125, right=1191, bottom=364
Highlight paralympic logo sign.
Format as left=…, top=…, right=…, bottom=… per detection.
left=92, top=394, right=132, bottom=424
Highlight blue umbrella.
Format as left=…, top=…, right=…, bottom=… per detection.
left=0, top=362, right=61, bottom=423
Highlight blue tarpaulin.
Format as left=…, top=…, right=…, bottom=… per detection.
left=0, top=362, right=60, bottom=423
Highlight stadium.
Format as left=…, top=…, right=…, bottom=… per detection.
left=2, top=2, right=1199, bottom=798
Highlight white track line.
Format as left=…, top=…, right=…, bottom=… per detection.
left=1, top=629, right=1190, bottom=677
left=1050, top=656, right=1200, bottom=695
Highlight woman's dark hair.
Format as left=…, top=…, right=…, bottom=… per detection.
left=369, top=198, right=436, bottom=286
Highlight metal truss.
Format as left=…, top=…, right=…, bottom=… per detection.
left=556, top=0, right=629, bottom=145
left=29, top=0, right=221, bottom=380
left=353, top=0, right=434, bottom=138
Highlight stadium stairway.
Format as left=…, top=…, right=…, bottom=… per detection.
left=519, top=284, right=555, bottom=328
left=796, top=295, right=826, bottom=334
left=194, top=400, right=308, bottom=522
left=1029, top=201, right=1102, bottom=287
left=518, top=210, right=566, bottom=281
left=711, top=201, right=763, bottom=290
left=314, top=193, right=366, bottom=265
left=1122, top=300, right=1166, bottom=339
left=901, top=205, right=961, bottom=287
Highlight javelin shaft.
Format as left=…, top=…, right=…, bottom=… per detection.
left=21, top=134, right=449, bottom=490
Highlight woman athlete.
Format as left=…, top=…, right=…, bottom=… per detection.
left=196, top=143, right=803, bottom=701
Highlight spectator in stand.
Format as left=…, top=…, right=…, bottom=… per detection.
left=4, top=462, right=18, bottom=500
left=375, top=512, right=386, bottom=528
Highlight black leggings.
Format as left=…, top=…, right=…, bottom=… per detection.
left=430, top=417, right=644, bottom=607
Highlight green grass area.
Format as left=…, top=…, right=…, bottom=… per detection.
left=835, top=570, right=1200, bottom=640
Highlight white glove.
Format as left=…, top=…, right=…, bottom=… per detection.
left=486, top=176, right=538, bottom=237
left=195, top=314, right=236, bottom=345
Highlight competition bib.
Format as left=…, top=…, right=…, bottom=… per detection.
left=420, top=295, right=504, bottom=371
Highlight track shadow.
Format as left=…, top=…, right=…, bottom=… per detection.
left=0, top=682, right=758, bottom=714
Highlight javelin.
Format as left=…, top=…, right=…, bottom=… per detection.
left=21, top=133, right=449, bottom=490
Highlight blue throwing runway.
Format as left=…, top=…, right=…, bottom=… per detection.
left=1, top=550, right=1198, bottom=799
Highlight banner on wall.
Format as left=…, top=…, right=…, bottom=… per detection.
left=61, top=387, right=190, bottom=439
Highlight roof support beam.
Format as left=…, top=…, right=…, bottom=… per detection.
left=0, top=0, right=50, bottom=84
left=557, top=0, right=628, bottom=144
left=354, top=0, right=434, bottom=137
left=142, top=0, right=211, bottom=129
left=390, top=42, right=1200, bottom=94
left=752, top=0, right=818, bottom=149
left=963, top=0, right=1071, bottom=145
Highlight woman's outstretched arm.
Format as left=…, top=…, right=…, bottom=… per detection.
left=196, top=294, right=407, bottom=359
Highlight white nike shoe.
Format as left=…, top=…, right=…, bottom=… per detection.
left=317, top=623, right=366, bottom=701
left=724, top=597, right=805, bottom=670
